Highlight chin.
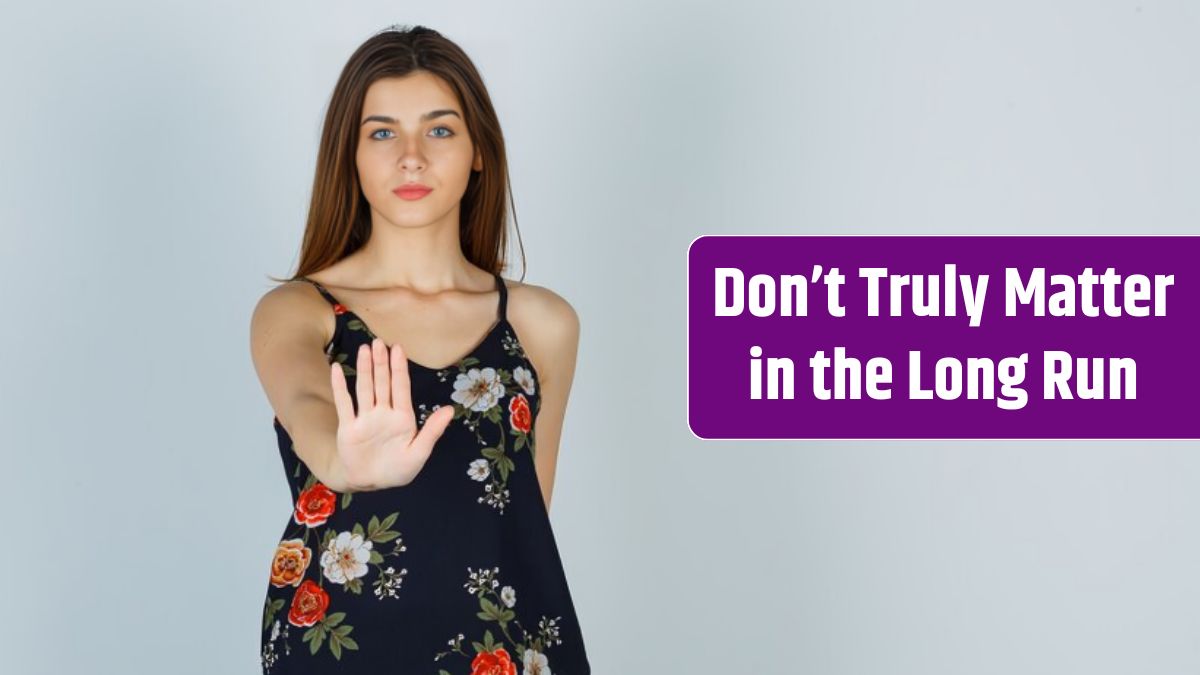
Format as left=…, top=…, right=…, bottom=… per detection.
left=386, top=208, right=447, bottom=228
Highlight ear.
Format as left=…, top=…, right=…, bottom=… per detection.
left=473, top=148, right=483, bottom=172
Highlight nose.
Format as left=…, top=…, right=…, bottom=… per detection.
left=396, top=136, right=427, bottom=172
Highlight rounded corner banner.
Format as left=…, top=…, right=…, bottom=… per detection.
left=686, top=235, right=1199, bottom=440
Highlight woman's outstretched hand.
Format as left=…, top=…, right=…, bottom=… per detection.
left=328, top=337, right=455, bottom=492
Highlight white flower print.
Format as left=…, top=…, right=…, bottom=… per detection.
left=513, top=365, right=536, bottom=395
left=538, top=615, right=563, bottom=646
left=373, top=564, right=409, bottom=600
left=464, top=566, right=501, bottom=595
left=523, top=647, right=552, bottom=675
left=467, top=458, right=491, bottom=481
left=320, top=530, right=373, bottom=584
left=451, top=367, right=506, bottom=412
left=261, top=618, right=290, bottom=671
left=435, top=567, right=574, bottom=671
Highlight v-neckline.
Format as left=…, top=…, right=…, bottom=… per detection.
left=337, top=308, right=509, bottom=373
left=300, top=273, right=507, bottom=373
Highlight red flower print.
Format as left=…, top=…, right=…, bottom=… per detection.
left=294, top=482, right=337, bottom=527
left=287, top=579, right=329, bottom=627
left=470, top=647, right=517, bottom=675
left=269, top=539, right=312, bottom=587
left=332, top=303, right=347, bottom=315
left=508, top=394, right=532, bottom=434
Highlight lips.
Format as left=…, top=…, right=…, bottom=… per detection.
left=393, top=183, right=432, bottom=200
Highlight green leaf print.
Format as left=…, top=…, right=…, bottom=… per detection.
left=329, top=629, right=358, bottom=660
left=371, top=528, right=401, bottom=543
left=301, top=613, right=359, bottom=659
left=334, top=351, right=356, bottom=378
left=478, top=597, right=503, bottom=622
left=262, top=597, right=284, bottom=630
left=303, top=624, right=326, bottom=654
left=330, top=626, right=358, bottom=658
left=366, top=512, right=398, bottom=540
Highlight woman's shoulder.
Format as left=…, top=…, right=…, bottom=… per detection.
left=503, top=277, right=580, bottom=377
left=503, top=277, right=579, bottom=331
left=255, top=277, right=335, bottom=317
left=250, top=278, right=337, bottom=352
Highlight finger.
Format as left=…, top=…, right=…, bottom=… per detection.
left=355, top=342, right=373, bottom=409
left=390, top=341, right=414, bottom=420
left=373, top=337, right=391, bottom=409
left=330, top=360, right=355, bottom=420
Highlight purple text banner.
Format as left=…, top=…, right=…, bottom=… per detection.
left=687, top=235, right=1199, bottom=439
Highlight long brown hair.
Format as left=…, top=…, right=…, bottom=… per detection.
left=268, top=24, right=524, bottom=285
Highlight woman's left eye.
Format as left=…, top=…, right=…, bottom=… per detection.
left=430, top=126, right=454, bottom=138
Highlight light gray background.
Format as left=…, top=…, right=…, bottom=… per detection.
left=3, top=1, right=1198, bottom=673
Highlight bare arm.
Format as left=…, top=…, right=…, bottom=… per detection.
left=250, top=282, right=355, bottom=492
left=515, top=285, right=581, bottom=513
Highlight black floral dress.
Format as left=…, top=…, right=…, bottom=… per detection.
left=260, top=272, right=590, bottom=674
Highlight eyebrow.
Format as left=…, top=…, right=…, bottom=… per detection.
left=360, top=110, right=462, bottom=126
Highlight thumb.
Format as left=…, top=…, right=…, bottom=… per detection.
left=412, top=405, right=456, bottom=456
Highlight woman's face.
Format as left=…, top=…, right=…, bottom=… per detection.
left=355, top=71, right=482, bottom=231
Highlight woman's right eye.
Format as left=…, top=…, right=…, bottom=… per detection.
left=370, top=129, right=394, bottom=140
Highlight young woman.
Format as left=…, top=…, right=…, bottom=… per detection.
left=250, top=25, right=590, bottom=674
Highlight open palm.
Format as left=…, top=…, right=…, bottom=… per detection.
left=329, top=337, right=455, bottom=491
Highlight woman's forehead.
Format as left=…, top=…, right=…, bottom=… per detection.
left=362, top=73, right=462, bottom=120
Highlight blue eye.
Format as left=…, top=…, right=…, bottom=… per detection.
left=368, top=127, right=455, bottom=140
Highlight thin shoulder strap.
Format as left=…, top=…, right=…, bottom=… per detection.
left=298, top=276, right=342, bottom=308
left=494, top=272, right=508, bottom=321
